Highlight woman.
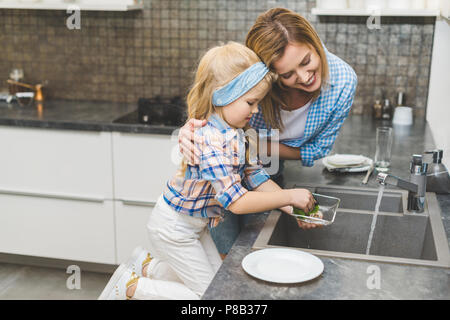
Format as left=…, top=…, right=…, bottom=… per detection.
left=178, top=8, right=357, bottom=255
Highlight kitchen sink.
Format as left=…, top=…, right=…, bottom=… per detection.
left=314, top=186, right=403, bottom=213
left=253, top=184, right=450, bottom=268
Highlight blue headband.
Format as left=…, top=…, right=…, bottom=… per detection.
left=212, top=62, right=269, bottom=107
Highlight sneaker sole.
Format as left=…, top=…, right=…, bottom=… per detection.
left=98, top=263, right=129, bottom=300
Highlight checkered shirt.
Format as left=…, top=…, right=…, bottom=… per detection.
left=163, top=113, right=270, bottom=228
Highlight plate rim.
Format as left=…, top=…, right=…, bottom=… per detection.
left=325, top=154, right=367, bottom=166
left=241, top=248, right=324, bottom=284
left=323, top=156, right=373, bottom=172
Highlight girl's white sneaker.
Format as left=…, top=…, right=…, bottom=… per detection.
left=128, top=246, right=153, bottom=278
left=98, top=264, right=139, bottom=300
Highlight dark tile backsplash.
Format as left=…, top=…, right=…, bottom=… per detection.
left=0, top=0, right=435, bottom=116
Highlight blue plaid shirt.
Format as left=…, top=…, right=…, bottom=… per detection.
left=163, top=113, right=270, bottom=228
left=249, top=48, right=357, bottom=167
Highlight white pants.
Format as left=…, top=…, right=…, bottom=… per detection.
left=132, top=195, right=222, bottom=300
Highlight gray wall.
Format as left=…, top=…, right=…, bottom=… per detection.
left=1, top=0, right=435, bottom=116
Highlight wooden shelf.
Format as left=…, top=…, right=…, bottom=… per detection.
left=311, top=8, right=440, bottom=17
left=0, top=1, right=143, bottom=11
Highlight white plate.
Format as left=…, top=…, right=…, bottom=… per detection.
left=241, top=248, right=324, bottom=284
left=323, top=155, right=373, bottom=173
left=325, top=154, right=367, bottom=166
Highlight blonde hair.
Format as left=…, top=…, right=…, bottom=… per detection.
left=246, top=7, right=330, bottom=130
left=179, top=41, right=273, bottom=175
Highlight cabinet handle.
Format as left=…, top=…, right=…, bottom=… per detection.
left=120, top=199, right=157, bottom=207
left=0, top=188, right=106, bottom=203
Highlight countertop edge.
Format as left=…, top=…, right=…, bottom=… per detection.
left=0, top=118, right=179, bottom=135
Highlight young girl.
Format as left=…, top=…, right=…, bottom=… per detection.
left=99, top=41, right=316, bottom=300
left=179, top=9, right=357, bottom=250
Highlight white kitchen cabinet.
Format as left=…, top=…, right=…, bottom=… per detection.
left=0, top=193, right=115, bottom=264
left=0, top=125, right=115, bottom=264
left=112, top=131, right=181, bottom=264
left=112, top=132, right=181, bottom=203
left=114, top=200, right=154, bottom=264
left=0, top=125, right=182, bottom=266
left=0, top=126, right=114, bottom=200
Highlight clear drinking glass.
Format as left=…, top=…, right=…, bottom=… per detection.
left=374, top=126, right=393, bottom=172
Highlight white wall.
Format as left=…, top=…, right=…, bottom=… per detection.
left=426, top=18, right=450, bottom=170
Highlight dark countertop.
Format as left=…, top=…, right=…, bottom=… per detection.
left=0, top=99, right=179, bottom=134
left=203, top=115, right=450, bottom=300
left=1, top=99, right=448, bottom=298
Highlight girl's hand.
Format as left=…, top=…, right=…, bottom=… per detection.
left=286, top=188, right=316, bottom=212
left=178, top=119, right=208, bottom=165
left=279, top=205, right=293, bottom=215
left=286, top=188, right=323, bottom=230
left=279, top=202, right=322, bottom=230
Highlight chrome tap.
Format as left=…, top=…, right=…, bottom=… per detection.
left=377, top=154, right=428, bottom=213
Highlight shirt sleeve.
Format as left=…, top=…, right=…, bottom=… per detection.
left=248, top=105, right=265, bottom=129
left=249, top=105, right=271, bottom=138
left=299, top=76, right=357, bottom=167
left=198, top=130, right=248, bottom=209
left=243, top=161, right=270, bottom=190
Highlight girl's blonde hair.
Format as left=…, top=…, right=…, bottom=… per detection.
left=246, top=7, right=330, bottom=130
left=179, top=41, right=273, bottom=175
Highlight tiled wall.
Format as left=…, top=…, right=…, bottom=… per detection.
left=0, top=0, right=435, bottom=115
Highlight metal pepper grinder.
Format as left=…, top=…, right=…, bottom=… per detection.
left=425, top=150, right=450, bottom=194
left=382, top=98, right=392, bottom=120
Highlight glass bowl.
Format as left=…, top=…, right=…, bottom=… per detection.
left=291, top=193, right=340, bottom=226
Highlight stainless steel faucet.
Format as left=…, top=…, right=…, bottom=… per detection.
left=377, top=154, right=428, bottom=213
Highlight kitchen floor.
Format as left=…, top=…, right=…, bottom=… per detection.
left=0, top=262, right=112, bottom=300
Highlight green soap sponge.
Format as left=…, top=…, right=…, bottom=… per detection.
left=293, top=204, right=319, bottom=217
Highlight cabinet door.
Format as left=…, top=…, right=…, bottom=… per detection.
left=0, top=193, right=116, bottom=264
left=112, top=132, right=181, bottom=202
left=0, top=126, right=113, bottom=199
left=114, top=200, right=154, bottom=264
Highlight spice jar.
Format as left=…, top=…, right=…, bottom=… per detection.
left=373, top=100, right=382, bottom=119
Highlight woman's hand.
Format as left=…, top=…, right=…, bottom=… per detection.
left=286, top=188, right=322, bottom=230
left=296, top=213, right=323, bottom=230
left=178, top=118, right=208, bottom=165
